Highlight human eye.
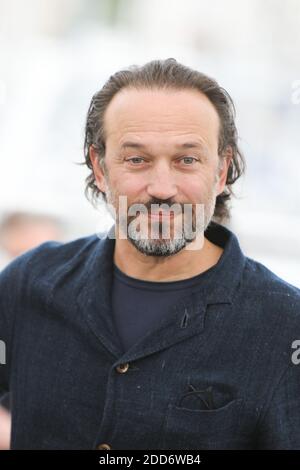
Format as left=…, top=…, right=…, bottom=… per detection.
left=125, top=156, right=146, bottom=165
left=178, top=156, right=200, bottom=165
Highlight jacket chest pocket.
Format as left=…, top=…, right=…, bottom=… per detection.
left=161, top=398, right=247, bottom=450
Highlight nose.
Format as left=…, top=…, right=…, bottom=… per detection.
left=146, top=161, right=178, bottom=200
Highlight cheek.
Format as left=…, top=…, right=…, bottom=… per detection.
left=179, top=172, right=214, bottom=200
left=110, top=170, right=146, bottom=198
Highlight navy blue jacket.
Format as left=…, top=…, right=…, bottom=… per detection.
left=0, top=221, right=300, bottom=450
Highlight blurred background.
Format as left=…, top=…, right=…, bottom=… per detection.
left=0, top=0, right=299, bottom=286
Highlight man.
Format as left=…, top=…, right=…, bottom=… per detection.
left=0, top=58, right=300, bottom=450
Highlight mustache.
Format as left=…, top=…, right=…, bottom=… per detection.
left=124, top=198, right=199, bottom=222
left=131, top=198, right=187, bottom=212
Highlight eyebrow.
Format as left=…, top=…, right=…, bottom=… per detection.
left=120, top=140, right=209, bottom=153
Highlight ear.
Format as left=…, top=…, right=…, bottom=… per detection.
left=216, top=146, right=233, bottom=196
left=89, top=145, right=107, bottom=194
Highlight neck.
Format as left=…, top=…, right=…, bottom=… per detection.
left=113, top=232, right=223, bottom=282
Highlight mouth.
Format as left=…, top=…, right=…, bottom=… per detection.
left=148, top=212, right=175, bottom=220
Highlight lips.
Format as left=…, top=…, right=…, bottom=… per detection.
left=148, top=212, right=174, bottom=219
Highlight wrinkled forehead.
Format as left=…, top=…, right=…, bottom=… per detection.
left=103, top=88, right=220, bottom=154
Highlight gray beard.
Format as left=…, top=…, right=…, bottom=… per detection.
left=105, top=182, right=217, bottom=257
left=128, top=232, right=189, bottom=257
left=126, top=203, right=215, bottom=257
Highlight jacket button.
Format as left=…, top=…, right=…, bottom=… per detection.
left=97, top=443, right=111, bottom=450
left=115, top=363, right=129, bottom=373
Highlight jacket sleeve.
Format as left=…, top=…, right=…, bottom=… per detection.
left=256, top=361, right=300, bottom=449
left=0, top=240, right=66, bottom=400
left=0, top=255, right=26, bottom=399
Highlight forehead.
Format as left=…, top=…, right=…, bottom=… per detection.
left=103, top=88, right=220, bottom=152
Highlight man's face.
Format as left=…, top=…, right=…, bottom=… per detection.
left=90, top=87, right=230, bottom=256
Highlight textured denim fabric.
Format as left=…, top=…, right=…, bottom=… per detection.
left=0, top=221, right=300, bottom=450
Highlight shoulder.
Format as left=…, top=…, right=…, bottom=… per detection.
left=238, top=256, right=300, bottom=332
left=242, top=256, right=300, bottom=299
left=0, top=232, right=106, bottom=288
left=231, top=256, right=300, bottom=381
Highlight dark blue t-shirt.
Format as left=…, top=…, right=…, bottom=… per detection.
left=111, top=261, right=218, bottom=352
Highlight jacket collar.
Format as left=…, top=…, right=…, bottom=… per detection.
left=94, top=221, right=246, bottom=303
left=76, top=221, right=246, bottom=362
